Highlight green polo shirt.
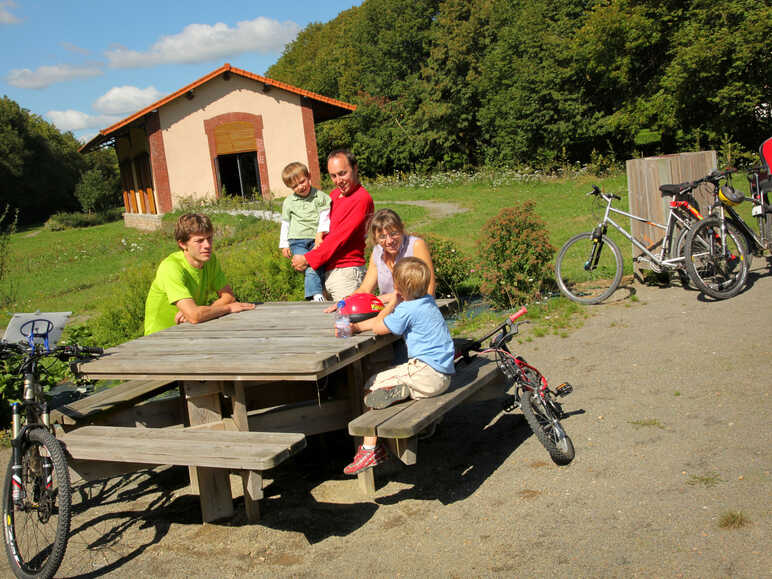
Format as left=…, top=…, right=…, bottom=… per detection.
left=143, top=251, right=228, bottom=335
left=281, top=188, right=331, bottom=239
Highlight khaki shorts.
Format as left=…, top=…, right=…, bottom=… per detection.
left=365, top=358, right=451, bottom=400
left=324, top=266, right=366, bottom=302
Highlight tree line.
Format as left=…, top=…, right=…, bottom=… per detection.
left=267, top=0, right=771, bottom=176
left=0, top=96, right=119, bottom=224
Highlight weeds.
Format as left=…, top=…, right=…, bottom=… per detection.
left=718, top=511, right=750, bottom=529
left=686, top=472, right=723, bottom=487
left=628, top=418, right=665, bottom=429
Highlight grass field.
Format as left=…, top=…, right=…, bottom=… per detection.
left=2, top=170, right=630, bottom=332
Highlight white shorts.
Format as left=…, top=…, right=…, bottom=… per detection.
left=365, top=358, right=451, bottom=400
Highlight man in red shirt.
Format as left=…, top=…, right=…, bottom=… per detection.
left=292, top=150, right=374, bottom=301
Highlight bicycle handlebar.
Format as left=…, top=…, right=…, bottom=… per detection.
left=587, top=186, right=621, bottom=201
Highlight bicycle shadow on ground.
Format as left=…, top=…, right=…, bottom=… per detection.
left=372, top=398, right=538, bottom=506
left=694, top=261, right=771, bottom=302
left=61, top=466, right=191, bottom=578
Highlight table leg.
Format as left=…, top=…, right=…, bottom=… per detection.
left=227, top=381, right=262, bottom=521
left=183, top=380, right=234, bottom=523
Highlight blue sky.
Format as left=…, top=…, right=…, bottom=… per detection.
left=0, top=0, right=361, bottom=142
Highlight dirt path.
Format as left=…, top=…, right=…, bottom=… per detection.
left=2, top=266, right=770, bottom=577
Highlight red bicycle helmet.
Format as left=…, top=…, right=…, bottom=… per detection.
left=339, top=293, right=385, bottom=322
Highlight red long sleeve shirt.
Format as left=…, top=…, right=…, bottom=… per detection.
left=304, top=184, right=374, bottom=271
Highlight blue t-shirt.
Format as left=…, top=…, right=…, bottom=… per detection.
left=384, top=295, right=455, bottom=375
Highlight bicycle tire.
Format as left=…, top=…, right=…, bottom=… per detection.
left=555, top=232, right=623, bottom=304
left=674, top=226, right=691, bottom=288
left=521, top=388, right=575, bottom=465
left=684, top=217, right=749, bottom=300
left=3, top=428, right=72, bottom=579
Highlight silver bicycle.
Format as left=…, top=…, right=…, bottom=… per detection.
left=555, top=184, right=703, bottom=304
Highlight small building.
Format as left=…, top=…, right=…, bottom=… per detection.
left=79, top=63, right=356, bottom=226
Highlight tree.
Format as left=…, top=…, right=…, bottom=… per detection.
left=0, top=96, right=84, bottom=223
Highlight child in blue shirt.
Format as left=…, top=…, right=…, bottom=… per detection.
left=279, top=162, right=331, bottom=301
left=344, top=256, right=455, bottom=475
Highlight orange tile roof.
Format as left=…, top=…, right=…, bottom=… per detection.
left=79, top=63, right=356, bottom=153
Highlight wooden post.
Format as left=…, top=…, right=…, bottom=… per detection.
left=626, top=151, right=718, bottom=281
left=183, top=380, right=234, bottom=522
left=226, top=381, right=262, bottom=521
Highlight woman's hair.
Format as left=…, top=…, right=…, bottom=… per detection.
left=281, top=162, right=310, bottom=187
left=367, top=208, right=405, bottom=246
left=393, top=257, right=431, bottom=300
left=175, top=213, right=213, bottom=244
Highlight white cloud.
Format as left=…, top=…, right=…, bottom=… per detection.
left=7, top=64, right=102, bottom=89
left=0, top=1, right=20, bottom=24
left=46, top=109, right=122, bottom=132
left=93, top=85, right=163, bottom=114
left=106, top=17, right=300, bottom=69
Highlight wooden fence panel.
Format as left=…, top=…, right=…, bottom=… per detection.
left=626, top=151, right=717, bottom=280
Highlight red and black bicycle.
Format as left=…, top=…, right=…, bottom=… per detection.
left=455, top=307, right=576, bottom=465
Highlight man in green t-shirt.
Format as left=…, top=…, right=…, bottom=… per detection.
left=144, top=213, right=255, bottom=335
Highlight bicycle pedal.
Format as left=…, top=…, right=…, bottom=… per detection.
left=555, top=382, right=573, bottom=397
left=502, top=396, right=520, bottom=413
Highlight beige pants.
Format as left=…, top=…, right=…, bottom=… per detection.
left=365, top=358, right=451, bottom=400
left=324, top=266, right=366, bottom=302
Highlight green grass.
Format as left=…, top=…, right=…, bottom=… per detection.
left=2, top=170, right=627, bottom=332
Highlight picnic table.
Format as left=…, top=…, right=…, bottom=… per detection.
left=65, top=299, right=456, bottom=522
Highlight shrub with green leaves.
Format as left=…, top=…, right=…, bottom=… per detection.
left=75, top=167, right=120, bottom=214
left=422, top=234, right=475, bottom=301
left=476, top=201, right=555, bottom=309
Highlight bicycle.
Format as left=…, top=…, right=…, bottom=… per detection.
left=684, top=164, right=771, bottom=299
left=455, top=307, right=575, bottom=465
left=555, top=183, right=704, bottom=304
left=1, top=319, right=102, bottom=579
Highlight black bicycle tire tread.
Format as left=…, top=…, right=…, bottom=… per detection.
left=3, top=428, right=72, bottom=579
left=684, top=217, right=749, bottom=299
left=555, top=232, right=624, bottom=305
left=520, top=390, right=575, bottom=466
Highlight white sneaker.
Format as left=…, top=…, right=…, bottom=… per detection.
left=313, top=294, right=326, bottom=302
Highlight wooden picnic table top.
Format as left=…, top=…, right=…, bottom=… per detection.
left=79, top=299, right=456, bottom=382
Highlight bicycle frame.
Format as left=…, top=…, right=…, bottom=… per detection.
left=592, top=194, right=700, bottom=271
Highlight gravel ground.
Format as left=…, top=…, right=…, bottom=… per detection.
left=1, top=265, right=770, bottom=578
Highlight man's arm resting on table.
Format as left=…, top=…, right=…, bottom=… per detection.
left=174, top=285, right=255, bottom=324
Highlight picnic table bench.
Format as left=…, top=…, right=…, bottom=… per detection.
left=58, top=426, right=306, bottom=522
left=51, top=379, right=178, bottom=426
left=348, top=352, right=505, bottom=495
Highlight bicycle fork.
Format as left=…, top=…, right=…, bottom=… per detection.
left=585, top=224, right=607, bottom=271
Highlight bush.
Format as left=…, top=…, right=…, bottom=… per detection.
left=476, top=201, right=555, bottom=309
left=423, top=234, right=476, bottom=301
left=44, top=208, right=123, bottom=230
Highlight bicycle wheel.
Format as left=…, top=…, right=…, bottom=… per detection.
left=521, top=388, right=575, bottom=465
left=674, top=226, right=691, bottom=288
left=555, top=232, right=623, bottom=304
left=684, top=217, right=749, bottom=300
left=3, top=428, right=71, bottom=579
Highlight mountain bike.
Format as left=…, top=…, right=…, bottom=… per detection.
left=1, top=319, right=102, bottom=579
left=455, top=307, right=575, bottom=465
left=684, top=164, right=771, bottom=299
left=555, top=183, right=704, bottom=304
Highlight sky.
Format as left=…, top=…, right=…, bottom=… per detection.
left=0, top=0, right=362, bottom=142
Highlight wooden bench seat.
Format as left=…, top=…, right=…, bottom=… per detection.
left=348, top=353, right=504, bottom=494
left=51, top=379, right=178, bottom=426
left=59, top=425, right=306, bottom=523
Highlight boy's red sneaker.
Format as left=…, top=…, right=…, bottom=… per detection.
left=343, top=444, right=387, bottom=475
